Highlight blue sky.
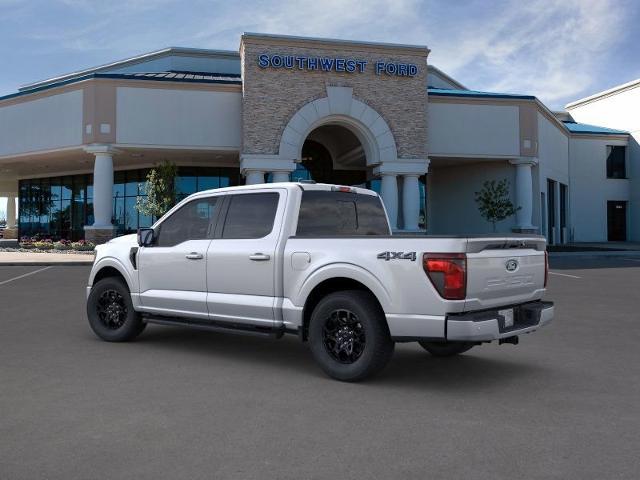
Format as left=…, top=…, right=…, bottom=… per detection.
left=1, top=0, right=639, bottom=108
left=1, top=0, right=639, bottom=216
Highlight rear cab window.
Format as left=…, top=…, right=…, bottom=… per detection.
left=296, top=191, right=390, bottom=236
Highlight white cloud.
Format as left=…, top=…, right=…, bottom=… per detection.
left=186, top=0, right=632, bottom=107
left=424, top=0, right=631, bottom=107
left=5, top=0, right=635, bottom=109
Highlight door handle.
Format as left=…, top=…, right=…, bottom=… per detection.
left=185, top=252, right=204, bottom=260
left=249, top=253, right=271, bottom=261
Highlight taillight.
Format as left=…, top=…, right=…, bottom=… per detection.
left=544, top=251, right=549, bottom=287
left=423, top=253, right=467, bottom=300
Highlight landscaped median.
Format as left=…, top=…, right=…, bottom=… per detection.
left=0, top=237, right=96, bottom=265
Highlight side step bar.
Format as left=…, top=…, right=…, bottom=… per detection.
left=142, top=314, right=285, bottom=339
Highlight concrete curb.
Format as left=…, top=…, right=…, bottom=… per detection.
left=0, top=251, right=95, bottom=266
left=549, top=251, right=640, bottom=258
left=0, top=261, right=94, bottom=266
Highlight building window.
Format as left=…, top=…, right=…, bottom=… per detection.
left=606, top=146, right=626, bottom=179
left=18, top=166, right=240, bottom=240
left=547, top=179, right=556, bottom=244
left=560, top=183, right=568, bottom=243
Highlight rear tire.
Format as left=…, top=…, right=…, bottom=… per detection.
left=418, top=341, right=474, bottom=357
left=308, top=290, right=394, bottom=382
left=87, top=277, right=145, bottom=342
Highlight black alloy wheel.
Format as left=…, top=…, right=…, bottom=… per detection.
left=309, top=290, right=394, bottom=382
left=87, top=277, right=145, bottom=342
left=322, top=309, right=366, bottom=364
left=96, top=289, right=129, bottom=330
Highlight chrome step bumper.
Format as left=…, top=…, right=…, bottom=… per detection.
left=446, top=301, right=554, bottom=342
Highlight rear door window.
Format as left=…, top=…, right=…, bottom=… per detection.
left=221, top=192, right=280, bottom=239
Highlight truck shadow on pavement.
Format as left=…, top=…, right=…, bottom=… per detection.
left=130, top=326, right=546, bottom=390
left=379, top=349, right=546, bottom=391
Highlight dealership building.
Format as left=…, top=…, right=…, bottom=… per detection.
left=0, top=33, right=636, bottom=243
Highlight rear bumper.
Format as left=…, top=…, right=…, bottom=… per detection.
left=388, top=300, right=553, bottom=342
left=446, top=301, right=554, bottom=342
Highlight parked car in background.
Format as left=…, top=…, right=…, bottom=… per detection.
left=86, top=182, right=554, bottom=382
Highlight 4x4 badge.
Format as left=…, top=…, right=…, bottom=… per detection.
left=377, top=251, right=417, bottom=261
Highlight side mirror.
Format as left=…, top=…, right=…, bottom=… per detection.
left=137, top=228, right=156, bottom=247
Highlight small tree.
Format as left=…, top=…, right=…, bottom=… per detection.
left=474, top=179, right=520, bottom=232
left=136, top=161, right=178, bottom=218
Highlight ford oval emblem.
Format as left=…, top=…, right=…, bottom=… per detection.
left=506, top=259, right=519, bottom=272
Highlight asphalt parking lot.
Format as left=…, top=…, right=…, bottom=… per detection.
left=1, top=257, right=639, bottom=479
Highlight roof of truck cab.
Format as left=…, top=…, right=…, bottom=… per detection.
left=188, top=182, right=378, bottom=199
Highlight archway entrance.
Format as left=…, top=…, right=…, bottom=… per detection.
left=296, top=124, right=371, bottom=187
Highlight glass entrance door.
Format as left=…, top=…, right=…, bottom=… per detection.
left=607, top=201, right=627, bottom=241
left=547, top=179, right=556, bottom=244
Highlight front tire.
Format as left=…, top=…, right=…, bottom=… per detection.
left=87, top=277, right=145, bottom=342
left=308, top=290, right=394, bottom=382
left=418, top=341, right=474, bottom=357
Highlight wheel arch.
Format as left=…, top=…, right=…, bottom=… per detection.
left=298, top=265, right=391, bottom=341
left=90, top=258, right=135, bottom=293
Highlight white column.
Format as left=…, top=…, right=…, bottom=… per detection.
left=402, top=174, right=421, bottom=231
left=509, top=158, right=538, bottom=231
left=84, top=145, right=117, bottom=230
left=6, top=195, right=16, bottom=229
left=245, top=170, right=265, bottom=185
left=271, top=171, right=290, bottom=183
left=380, top=173, right=398, bottom=230
left=241, top=154, right=295, bottom=186
left=92, top=153, right=114, bottom=227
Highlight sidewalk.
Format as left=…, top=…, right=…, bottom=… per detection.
left=0, top=251, right=95, bottom=266
left=549, top=250, right=640, bottom=258
left=549, top=242, right=640, bottom=258
left=567, top=242, right=640, bottom=251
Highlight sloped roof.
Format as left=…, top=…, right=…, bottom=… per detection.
left=562, top=121, right=628, bottom=135
left=19, top=47, right=240, bottom=92
left=0, top=71, right=241, bottom=103
left=111, top=71, right=241, bottom=82
left=428, top=87, right=535, bottom=100
left=565, top=78, right=640, bottom=109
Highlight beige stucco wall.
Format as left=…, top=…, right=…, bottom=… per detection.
left=429, top=161, right=517, bottom=234
left=0, top=89, right=83, bottom=157
left=240, top=35, right=429, bottom=160
left=567, top=85, right=640, bottom=241
left=568, top=136, right=629, bottom=242
left=116, top=86, right=242, bottom=148
left=427, top=102, right=520, bottom=157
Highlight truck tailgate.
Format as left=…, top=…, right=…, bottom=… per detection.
left=464, top=237, right=547, bottom=311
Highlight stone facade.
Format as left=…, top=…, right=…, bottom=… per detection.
left=240, top=34, right=429, bottom=161
left=84, top=227, right=115, bottom=245
left=2, top=228, right=18, bottom=240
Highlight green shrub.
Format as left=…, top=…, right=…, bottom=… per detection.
left=71, top=240, right=96, bottom=251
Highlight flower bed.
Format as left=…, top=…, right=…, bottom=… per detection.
left=2, top=237, right=97, bottom=254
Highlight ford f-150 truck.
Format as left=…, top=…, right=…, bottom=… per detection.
left=86, top=182, right=553, bottom=381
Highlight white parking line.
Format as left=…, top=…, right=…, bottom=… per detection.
left=549, top=271, right=581, bottom=279
left=0, top=266, right=52, bottom=286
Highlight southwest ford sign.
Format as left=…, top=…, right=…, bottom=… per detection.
left=257, top=54, right=418, bottom=77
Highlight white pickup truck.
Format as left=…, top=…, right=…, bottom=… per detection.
left=86, top=182, right=553, bottom=381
